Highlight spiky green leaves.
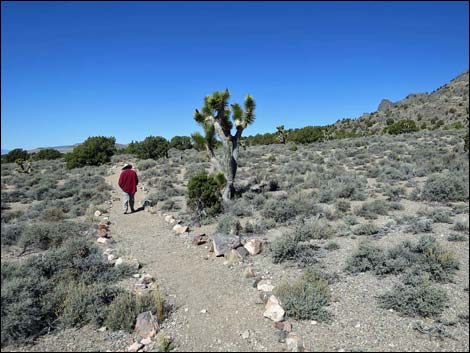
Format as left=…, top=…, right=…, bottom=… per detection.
left=244, top=95, right=256, bottom=125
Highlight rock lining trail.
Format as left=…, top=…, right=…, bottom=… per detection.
left=105, top=169, right=284, bottom=352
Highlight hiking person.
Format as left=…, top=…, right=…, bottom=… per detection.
left=118, top=163, right=138, bottom=214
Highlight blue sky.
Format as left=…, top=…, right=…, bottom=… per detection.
left=1, top=1, right=468, bottom=150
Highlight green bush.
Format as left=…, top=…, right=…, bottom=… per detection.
left=383, top=119, right=419, bottom=135
left=65, top=136, right=116, bottom=169
left=31, top=148, right=63, bottom=161
left=186, top=172, right=223, bottom=218
left=105, top=292, right=138, bottom=332
left=131, top=136, right=170, bottom=160
left=1, top=149, right=29, bottom=164
left=378, top=276, right=448, bottom=318
left=274, top=271, right=331, bottom=321
left=170, top=136, right=193, bottom=151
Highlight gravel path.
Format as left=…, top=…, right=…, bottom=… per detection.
left=105, top=170, right=283, bottom=352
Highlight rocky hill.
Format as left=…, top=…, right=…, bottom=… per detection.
left=27, top=143, right=128, bottom=154
left=332, top=70, right=469, bottom=134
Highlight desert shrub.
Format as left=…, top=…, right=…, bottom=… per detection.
left=296, top=218, right=335, bottom=240
left=128, top=136, right=170, bottom=160
left=383, top=186, right=406, bottom=201
left=347, top=236, right=459, bottom=282
left=1, top=223, right=25, bottom=245
left=378, top=275, right=448, bottom=318
left=406, top=218, right=433, bottom=234
left=447, top=233, right=467, bottom=242
left=421, top=172, right=469, bottom=202
left=186, top=172, right=223, bottom=218
left=345, top=241, right=385, bottom=273
left=169, top=136, right=193, bottom=151
left=65, top=136, right=116, bottom=169
left=261, top=198, right=298, bottom=224
left=229, top=198, right=253, bottom=217
left=31, top=148, right=63, bottom=161
left=1, top=149, right=29, bottom=164
left=383, top=119, right=419, bottom=135
left=325, top=241, right=340, bottom=251
left=355, top=200, right=390, bottom=219
left=274, top=271, right=331, bottom=321
left=1, top=237, right=131, bottom=345
left=137, top=287, right=165, bottom=323
left=335, top=199, right=351, bottom=213
left=351, top=222, right=380, bottom=236
left=105, top=292, right=138, bottom=332
left=216, top=214, right=242, bottom=235
left=464, top=131, right=469, bottom=152
left=42, top=207, right=66, bottom=222
left=60, top=283, right=122, bottom=328
left=17, top=222, right=87, bottom=254
left=425, top=208, right=453, bottom=224
left=137, top=159, right=157, bottom=171
left=453, top=219, right=469, bottom=232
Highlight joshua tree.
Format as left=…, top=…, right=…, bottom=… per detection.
left=193, top=89, right=255, bottom=201
left=276, top=125, right=287, bottom=144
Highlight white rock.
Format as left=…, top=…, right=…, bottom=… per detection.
left=127, top=342, right=144, bottom=352
left=132, top=274, right=141, bottom=278
left=173, top=224, right=188, bottom=234
left=97, top=237, right=108, bottom=244
left=286, top=333, right=305, bottom=352
left=257, top=280, right=275, bottom=292
left=140, top=338, right=152, bottom=345
left=114, top=258, right=123, bottom=266
left=200, top=309, right=207, bottom=314
left=94, top=210, right=102, bottom=217
left=241, top=330, right=250, bottom=339
left=244, top=239, right=263, bottom=255
left=108, top=254, right=117, bottom=261
left=98, top=326, right=107, bottom=332
left=263, top=295, right=285, bottom=322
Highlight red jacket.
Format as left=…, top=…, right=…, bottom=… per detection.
left=119, top=169, right=138, bottom=193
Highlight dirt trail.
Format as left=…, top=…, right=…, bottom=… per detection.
left=106, top=170, right=283, bottom=352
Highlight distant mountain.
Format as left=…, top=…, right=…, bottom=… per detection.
left=27, top=143, right=128, bottom=154
left=331, top=70, right=469, bottom=134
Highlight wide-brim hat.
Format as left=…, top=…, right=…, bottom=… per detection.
left=122, top=163, right=132, bottom=170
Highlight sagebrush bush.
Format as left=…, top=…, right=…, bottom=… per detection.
left=216, top=214, right=242, bottom=235
left=355, top=200, right=390, bottom=219
left=421, top=172, right=469, bottom=202
left=406, top=218, right=433, bottom=234
left=345, top=241, right=384, bottom=273
left=351, top=222, right=380, bottom=236
left=274, top=271, right=331, bottom=321
left=378, top=276, right=448, bottom=318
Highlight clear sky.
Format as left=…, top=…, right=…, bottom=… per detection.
left=1, top=1, right=468, bottom=150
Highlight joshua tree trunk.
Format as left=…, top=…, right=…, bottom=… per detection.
left=193, top=90, right=256, bottom=202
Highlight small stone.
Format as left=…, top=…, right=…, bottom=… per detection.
left=236, top=246, right=250, bottom=258
left=114, top=258, right=123, bottom=266
left=200, top=309, right=207, bottom=314
left=135, top=311, right=159, bottom=338
left=133, top=274, right=141, bottom=278
left=141, top=274, right=154, bottom=284
left=97, top=237, right=108, bottom=244
left=257, top=280, right=275, bottom=292
left=94, top=210, right=102, bottom=217
left=244, top=239, right=263, bottom=255
left=184, top=308, right=189, bottom=312
left=286, top=333, right=305, bottom=352
left=108, top=254, right=117, bottom=262
left=310, top=320, right=317, bottom=325
left=241, top=330, right=250, bottom=339
left=263, top=295, right=285, bottom=322
left=128, top=342, right=144, bottom=352
left=173, top=224, right=189, bottom=234
left=192, top=234, right=208, bottom=245
left=355, top=323, right=361, bottom=328
left=140, top=338, right=152, bottom=345
left=226, top=249, right=243, bottom=265
left=97, top=228, right=109, bottom=238
left=243, top=267, right=256, bottom=278
left=98, top=326, right=107, bottom=332
left=135, top=283, right=147, bottom=290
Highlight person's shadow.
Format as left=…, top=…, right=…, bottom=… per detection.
left=131, top=206, right=145, bottom=213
